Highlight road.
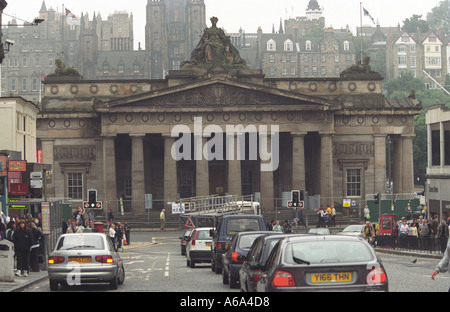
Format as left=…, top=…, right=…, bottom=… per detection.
left=23, top=230, right=450, bottom=293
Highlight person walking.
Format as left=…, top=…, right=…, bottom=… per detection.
left=272, top=220, right=282, bottom=232
left=66, top=220, right=82, bottom=234
left=160, top=209, right=166, bottom=230
left=364, top=205, right=371, bottom=222
left=29, top=222, right=44, bottom=272
left=363, top=221, right=375, bottom=246
left=330, top=206, right=336, bottom=227
left=123, top=221, right=131, bottom=245
left=431, top=237, right=450, bottom=291
left=13, top=220, right=33, bottom=277
left=108, top=223, right=116, bottom=250
left=437, top=220, right=449, bottom=254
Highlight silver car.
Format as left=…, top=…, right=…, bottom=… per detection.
left=338, top=224, right=365, bottom=238
left=47, top=233, right=125, bottom=290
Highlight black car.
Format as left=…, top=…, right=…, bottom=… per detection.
left=256, top=235, right=389, bottom=292
left=179, top=229, right=194, bottom=256
left=222, top=231, right=273, bottom=288
left=239, top=233, right=294, bottom=292
left=210, top=214, right=267, bottom=274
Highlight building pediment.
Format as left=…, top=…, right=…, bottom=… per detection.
left=94, top=79, right=340, bottom=113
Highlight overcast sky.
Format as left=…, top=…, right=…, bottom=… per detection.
left=2, top=0, right=443, bottom=49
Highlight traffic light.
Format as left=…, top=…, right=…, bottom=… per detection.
left=88, top=189, right=97, bottom=208
left=374, top=193, right=380, bottom=204
left=288, top=190, right=304, bottom=208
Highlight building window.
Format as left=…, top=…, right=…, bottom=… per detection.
left=343, top=41, right=350, bottom=51
left=180, top=171, right=193, bottom=198
left=22, top=78, right=27, bottom=92
left=269, top=54, right=275, bottom=63
left=306, top=40, right=312, bottom=51
left=398, top=55, right=407, bottom=67
left=68, top=173, right=83, bottom=200
left=397, top=45, right=406, bottom=53
left=241, top=170, right=253, bottom=196
left=267, top=39, right=276, bottom=51
left=284, top=40, right=293, bottom=51
left=124, top=179, right=132, bottom=198
left=346, top=169, right=361, bottom=197
left=431, top=130, right=441, bottom=166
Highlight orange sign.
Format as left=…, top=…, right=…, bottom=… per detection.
left=8, top=160, right=27, bottom=172
left=0, top=156, right=7, bottom=177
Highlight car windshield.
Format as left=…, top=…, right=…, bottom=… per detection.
left=57, top=235, right=105, bottom=251
left=308, top=228, right=330, bottom=235
left=343, top=225, right=363, bottom=233
left=284, top=240, right=374, bottom=265
left=238, top=234, right=263, bottom=250
left=226, top=219, right=260, bottom=236
left=196, top=230, right=212, bottom=240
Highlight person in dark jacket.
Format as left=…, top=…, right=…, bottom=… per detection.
left=13, top=220, right=33, bottom=277
left=29, top=222, right=44, bottom=272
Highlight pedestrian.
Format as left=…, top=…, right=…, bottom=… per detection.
left=331, top=206, right=336, bottom=227
left=410, top=221, right=419, bottom=249
left=115, top=222, right=123, bottom=250
left=13, top=220, right=33, bottom=277
left=109, top=223, right=116, bottom=249
left=66, top=220, right=82, bottom=234
left=399, top=219, right=409, bottom=248
left=108, top=208, right=114, bottom=226
left=405, top=203, right=412, bottom=220
left=29, top=222, right=44, bottom=272
left=272, top=220, right=282, bottom=232
left=123, top=221, right=131, bottom=245
left=437, top=220, right=449, bottom=254
left=364, top=205, right=371, bottom=222
left=317, top=207, right=324, bottom=228
left=160, top=209, right=166, bottom=230
left=419, top=219, right=430, bottom=250
left=431, top=237, right=450, bottom=291
left=283, top=220, right=292, bottom=234
left=363, top=221, right=375, bottom=246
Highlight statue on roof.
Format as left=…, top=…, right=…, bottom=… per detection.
left=181, top=17, right=247, bottom=71
left=340, top=56, right=382, bottom=79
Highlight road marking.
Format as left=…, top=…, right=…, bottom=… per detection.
left=165, top=253, right=171, bottom=277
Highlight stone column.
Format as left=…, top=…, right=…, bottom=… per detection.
left=292, top=132, right=306, bottom=192
left=131, top=135, right=145, bottom=213
left=393, top=137, right=403, bottom=194
left=373, top=135, right=387, bottom=193
left=260, top=135, right=274, bottom=211
left=103, top=136, right=117, bottom=213
left=164, top=135, right=178, bottom=209
left=41, top=139, right=55, bottom=198
left=320, top=133, right=334, bottom=206
left=196, top=137, right=210, bottom=197
left=227, top=134, right=242, bottom=196
left=401, top=135, right=415, bottom=194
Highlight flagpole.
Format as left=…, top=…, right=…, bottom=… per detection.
left=360, top=2, right=363, bottom=61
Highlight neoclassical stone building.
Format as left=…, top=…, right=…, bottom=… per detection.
left=37, top=19, right=421, bottom=214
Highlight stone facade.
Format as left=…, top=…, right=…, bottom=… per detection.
left=37, top=18, right=421, bottom=214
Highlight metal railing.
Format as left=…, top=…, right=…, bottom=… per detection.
left=376, top=235, right=448, bottom=254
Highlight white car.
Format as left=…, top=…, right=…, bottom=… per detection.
left=186, top=227, right=213, bottom=268
left=47, top=233, right=125, bottom=290
left=338, top=224, right=365, bottom=238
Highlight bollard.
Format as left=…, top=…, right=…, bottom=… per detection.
left=0, top=240, right=15, bottom=282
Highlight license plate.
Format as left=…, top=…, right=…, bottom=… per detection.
left=205, top=242, right=211, bottom=248
left=69, top=257, right=91, bottom=264
left=311, top=272, right=352, bottom=283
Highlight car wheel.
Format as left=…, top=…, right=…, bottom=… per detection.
left=211, top=257, right=216, bottom=272
left=110, top=274, right=119, bottom=290
left=186, top=259, right=190, bottom=267
left=118, top=265, right=125, bottom=285
left=49, top=279, right=59, bottom=291
left=222, top=268, right=229, bottom=284
left=229, top=273, right=239, bottom=289
left=189, top=259, right=195, bottom=268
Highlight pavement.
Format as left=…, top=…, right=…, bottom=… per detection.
left=0, top=227, right=444, bottom=292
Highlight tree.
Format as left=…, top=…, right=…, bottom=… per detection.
left=427, top=0, right=450, bottom=36
left=402, top=14, right=431, bottom=33
left=384, top=72, right=425, bottom=98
